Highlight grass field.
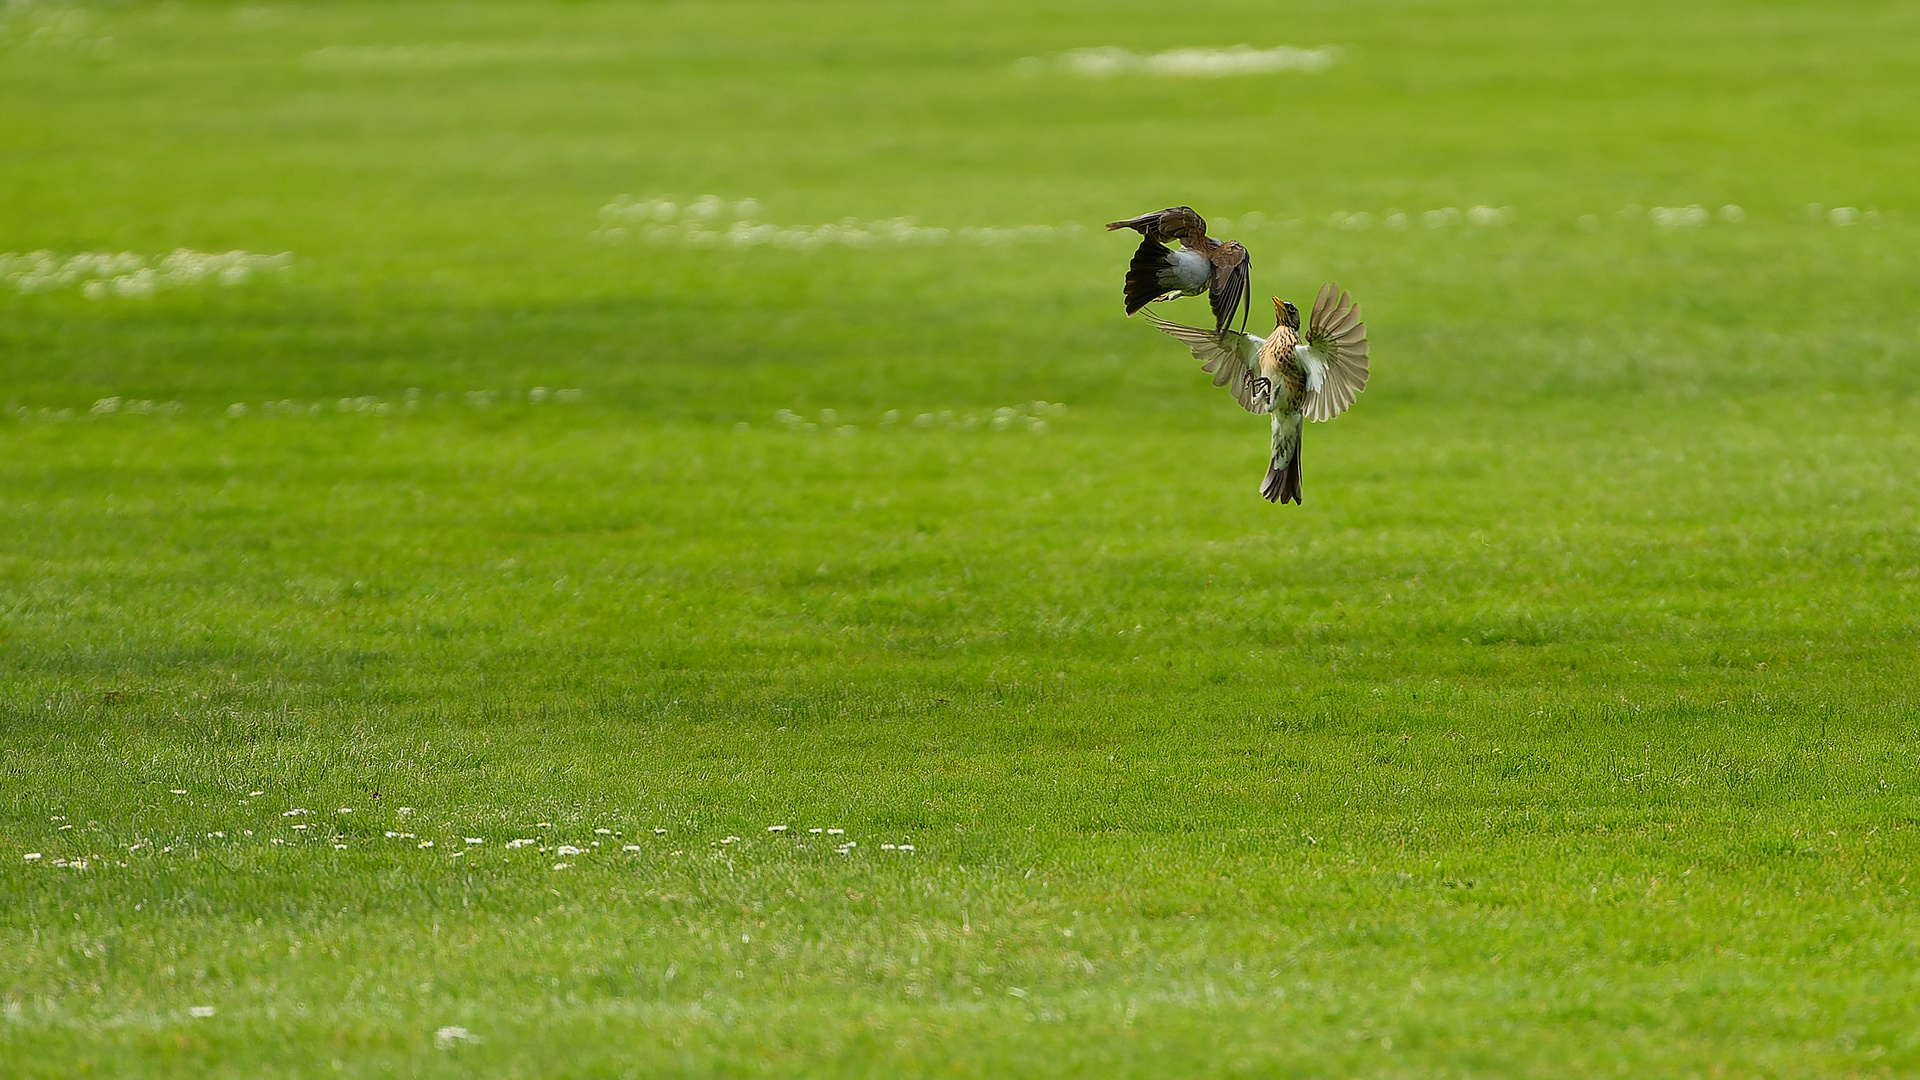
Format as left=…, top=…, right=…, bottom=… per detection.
left=4, top=0, right=1919, bottom=1075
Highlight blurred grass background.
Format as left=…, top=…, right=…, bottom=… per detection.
left=3, top=1, right=1919, bottom=1076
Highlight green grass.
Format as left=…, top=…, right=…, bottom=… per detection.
left=4, top=0, right=1920, bottom=1075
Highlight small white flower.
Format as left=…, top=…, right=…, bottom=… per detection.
left=809, top=827, right=824, bottom=834
left=898, top=844, right=915, bottom=851
left=271, top=839, right=284, bottom=845
left=767, top=824, right=788, bottom=832
left=653, top=827, right=667, bottom=835
left=249, top=791, right=265, bottom=797
left=283, top=808, right=309, bottom=817
left=622, top=844, right=642, bottom=852
left=594, top=828, right=612, bottom=835
left=464, top=837, right=483, bottom=845
left=506, top=838, right=535, bottom=848
left=418, top=840, right=434, bottom=848
left=189, top=1006, right=215, bottom=1018
left=23, top=853, right=41, bottom=861
left=433, top=1025, right=480, bottom=1049
left=555, top=845, right=583, bottom=856
left=169, top=789, right=187, bottom=795
left=551, top=862, right=570, bottom=870
left=292, top=824, right=308, bottom=831
left=333, top=844, right=348, bottom=850
left=337, top=808, right=353, bottom=814
left=397, top=807, right=414, bottom=815
left=826, top=828, right=845, bottom=835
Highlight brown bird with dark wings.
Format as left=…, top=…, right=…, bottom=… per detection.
left=1106, top=206, right=1251, bottom=334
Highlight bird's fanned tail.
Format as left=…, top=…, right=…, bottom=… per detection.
left=1261, top=412, right=1303, bottom=504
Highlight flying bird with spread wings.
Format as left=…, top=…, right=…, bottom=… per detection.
left=1146, top=284, right=1369, bottom=504
left=1106, top=206, right=1251, bottom=334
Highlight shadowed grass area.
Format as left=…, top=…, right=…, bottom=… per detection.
left=3, top=0, right=1918, bottom=1076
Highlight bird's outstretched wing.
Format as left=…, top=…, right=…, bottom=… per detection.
left=1106, top=206, right=1208, bottom=246
left=1208, top=243, right=1251, bottom=334
left=1299, top=282, right=1370, bottom=422
left=1144, top=311, right=1269, bottom=414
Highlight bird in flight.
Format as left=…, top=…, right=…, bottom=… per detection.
left=1106, top=206, right=1251, bottom=334
left=1146, top=283, right=1369, bottom=503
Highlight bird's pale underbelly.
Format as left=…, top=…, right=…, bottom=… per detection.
left=1157, top=248, right=1210, bottom=293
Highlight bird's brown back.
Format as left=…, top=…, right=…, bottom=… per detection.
left=1205, top=239, right=1242, bottom=267
left=1107, top=206, right=1210, bottom=248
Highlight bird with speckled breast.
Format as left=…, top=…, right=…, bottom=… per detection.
left=1145, top=283, right=1370, bottom=504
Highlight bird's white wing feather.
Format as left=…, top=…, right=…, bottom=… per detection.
left=1144, top=311, right=1269, bottom=414
left=1295, top=347, right=1327, bottom=394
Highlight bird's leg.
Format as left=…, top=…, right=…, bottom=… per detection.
left=1245, top=375, right=1274, bottom=412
